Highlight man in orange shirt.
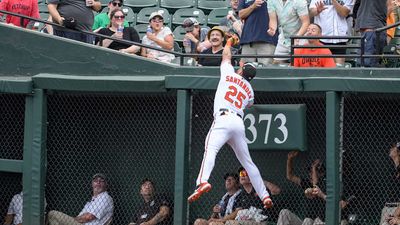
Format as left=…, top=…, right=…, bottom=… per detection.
left=294, top=23, right=336, bottom=68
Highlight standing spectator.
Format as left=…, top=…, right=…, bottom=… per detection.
left=268, top=0, right=310, bottom=64
left=309, top=0, right=355, bottom=66
left=220, top=0, right=243, bottom=37
left=48, top=0, right=101, bottom=43
left=193, top=172, right=242, bottom=225
left=129, top=178, right=171, bottom=225
left=141, top=11, right=174, bottom=63
left=293, top=23, right=336, bottom=67
left=198, top=26, right=226, bottom=66
left=238, top=0, right=277, bottom=66
left=47, top=173, right=114, bottom=225
left=96, top=9, right=140, bottom=54
left=0, top=0, right=40, bottom=28
left=182, top=17, right=210, bottom=53
left=354, top=0, right=388, bottom=67
left=92, top=0, right=128, bottom=31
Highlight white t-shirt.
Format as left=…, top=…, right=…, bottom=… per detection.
left=142, top=26, right=175, bottom=63
left=78, top=191, right=114, bottom=225
left=7, top=192, right=23, bottom=225
left=213, top=61, right=254, bottom=118
left=309, top=0, right=355, bottom=43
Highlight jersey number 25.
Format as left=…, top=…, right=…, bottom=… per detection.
left=224, top=85, right=246, bottom=109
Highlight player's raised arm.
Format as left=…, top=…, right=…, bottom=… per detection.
left=222, top=35, right=239, bottom=64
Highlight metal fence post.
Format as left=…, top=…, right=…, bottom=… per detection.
left=174, top=90, right=191, bottom=225
left=22, top=89, right=47, bottom=225
left=325, top=91, right=341, bottom=225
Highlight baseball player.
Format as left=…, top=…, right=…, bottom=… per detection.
left=188, top=35, right=273, bottom=209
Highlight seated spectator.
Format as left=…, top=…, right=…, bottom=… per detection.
left=129, top=178, right=171, bottom=225
left=4, top=192, right=22, bottom=225
left=141, top=11, right=175, bottom=63
left=293, top=23, right=336, bottom=68
left=224, top=167, right=281, bottom=225
left=96, top=9, right=140, bottom=54
left=219, top=0, right=242, bottom=37
left=194, top=172, right=242, bottom=225
left=309, top=0, right=354, bottom=66
left=182, top=18, right=210, bottom=53
left=386, top=207, right=400, bottom=225
left=92, top=0, right=128, bottom=31
left=389, top=142, right=400, bottom=179
left=198, top=26, right=226, bottom=66
left=0, top=0, right=40, bottom=28
left=47, top=173, right=114, bottom=225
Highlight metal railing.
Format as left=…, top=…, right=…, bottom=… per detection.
left=2, top=9, right=400, bottom=67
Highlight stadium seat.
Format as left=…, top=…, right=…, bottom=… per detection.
left=174, top=41, right=182, bottom=52
left=197, top=0, right=230, bottom=10
left=121, top=7, right=136, bottom=25
left=136, top=7, right=170, bottom=26
left=172, top=8, right=206, bottom=26
left=207, top=8, right=229, bottom=25
left=395, top=28, right=400, bottom=37
left=390, top=37, right=400, bottom=45
left=123, top=0, right=158, bottom=8
left=40, top=12, right=49, bottom=20
left=172, top=26, right=186, bottom=43
left=134, top=23, right=149, bottom=40
left=100, top=0, right=109, bottom=6
left=38, top=4, right=49, bottom=13
left=160, top=0, right=196, bottom=12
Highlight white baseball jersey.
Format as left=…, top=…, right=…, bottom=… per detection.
left=213, top=61, right=254, bottom=118
left=194, top=60, right=270, bottom=203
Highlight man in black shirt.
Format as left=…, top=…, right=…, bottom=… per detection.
left=129, top=178, right=171, bottom=225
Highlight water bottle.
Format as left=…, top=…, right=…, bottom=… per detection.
left=146, top=26, right=153, bottom=33
left=117, top=25, right=124, bottom=35
left=183, top=38, right=191, bottom=53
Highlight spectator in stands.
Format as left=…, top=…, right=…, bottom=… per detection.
left=48, top=0, right=101, bottom=43
left=129, top=178, right=171, bottom=225
left=267, top=0, right=310, bottom=64
left=220, top=0, right=243, bottom=37
left=92, top=0, right=128, bottom=31
left=96, top=9, right=140, bottom=54
left=309, top=0, right=355, bottom=66
left=4, top=191, right=22, bottom=225
left=0, top=0, right=40, bottom=28
left=141, top=11, right=175, bottom=63
left=182, top=17, right=211, bottom=53
left=47, top=173, right=114, bottom=225
left=354, top=0, right=388, bottom=67
left=224, top=167, right=281, bottom=225
left=193, top=172, right=242, bottom=225
left=198, top=26, right=226, bottom=66
left=238, top=0, right=277, bottom=66
left=293, top=23, right=336, bottom=67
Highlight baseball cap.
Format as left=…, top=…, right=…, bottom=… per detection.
left=92, top=173, right=107, bottom=182
left=149, top=11, right=164, bottom=21
left=182, top=18, right=199, bottom=32
left=207, top=26, right=225, bottom=40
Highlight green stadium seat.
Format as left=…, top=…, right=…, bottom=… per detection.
left=123, top=0, right=158, bottom=8
left=136, top=7, right=170, bottom=26
left=38, top=4, right=49, bottom=13
left=134, top=23, right=149, bottom=40
left=172, top=8, right=206, bottom=26
left=121, top=7, right=136, bottom=25
left=40, top=12, right=49, bottom=20
left=174, top=41, right=182, bottom=52
left=160, top=0, right=196, bottom=12
left=390, top=37, right=400, bottom=45
left=197, top=0, right=230, bottom=10
left=172, top=26, right=186, bottom=43
left=207, top=8, right=229, bottom=25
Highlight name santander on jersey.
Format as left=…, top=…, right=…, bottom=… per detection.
left=225, top=75, right=253, bottom=100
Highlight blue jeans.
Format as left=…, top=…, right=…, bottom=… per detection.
left=54, top=29, right=95, bottom=44
left=359, top=31, right=387, bottom=67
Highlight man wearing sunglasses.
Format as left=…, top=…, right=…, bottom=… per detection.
left=92, top=0, right=128, bottom=31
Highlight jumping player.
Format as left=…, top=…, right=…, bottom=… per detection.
left=188, top=35, right=273, bottom=209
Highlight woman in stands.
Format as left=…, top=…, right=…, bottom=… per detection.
left=141, top=11, right=175, bottom=63
left=96, top=9, right=140, bottom=54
